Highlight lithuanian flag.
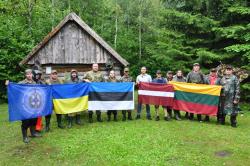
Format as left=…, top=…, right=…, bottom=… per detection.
left=170, top=82, right=222, bottom=116
left=51, top=83, right=89, bottom=114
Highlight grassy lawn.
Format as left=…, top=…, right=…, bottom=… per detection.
left=0, top=102, right=250, bottom=166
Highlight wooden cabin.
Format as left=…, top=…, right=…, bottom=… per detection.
left=20, top=12, right=129, bottom=78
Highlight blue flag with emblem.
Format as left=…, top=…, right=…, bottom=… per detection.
left=8, top=82, right=53, bottom=122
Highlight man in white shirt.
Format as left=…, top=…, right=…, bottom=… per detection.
left=136, top=66, right=152, bottom=120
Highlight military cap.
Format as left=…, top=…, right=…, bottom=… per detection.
left=25, top=69, right=32, bottom=74
left=193, top=63, right=200, bottom=66
left=51, top=70, right=57, bottom=74
left=167, top=71, right=173, bottom=74
left=124, top=68, right=129, bottom=72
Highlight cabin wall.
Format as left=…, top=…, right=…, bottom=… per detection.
left=27, top=21, right=119, bottom=66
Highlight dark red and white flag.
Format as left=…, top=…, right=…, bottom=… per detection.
left=138, top=82, right=174, bottom=107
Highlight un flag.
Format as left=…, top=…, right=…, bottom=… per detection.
left=8, top=82, right=52, bottom=122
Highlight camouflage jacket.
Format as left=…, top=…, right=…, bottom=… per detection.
left=105, top=77, right=119, bottom=83
left=186, top=71, right=205, bottom=84
left=18, top=79, right=36, bottom=84
left=83, top=71, right=104, bottom=82
left=120, top=75, right=133, bottom=82
left=65, top=78, right=81, bottom=84
left=46, top=78, right=64, bottom=85
left=218, top=74, right=240, bottom=115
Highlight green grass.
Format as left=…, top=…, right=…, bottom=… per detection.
left=0, top=103, right=250, bottom=166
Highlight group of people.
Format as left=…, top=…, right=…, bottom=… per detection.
left=6, top=62, right=240, bottom=143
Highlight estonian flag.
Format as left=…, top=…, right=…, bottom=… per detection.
left=52, top=83, right=89, bottom=114
left=88, top=82, right=134, bottom=110
left=8, top=82, right=53, bottom=122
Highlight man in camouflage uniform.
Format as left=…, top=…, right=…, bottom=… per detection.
left=186, top=63, right=206, bottom=121
left=65, top=69, right=82, bottom=128
left=6, top=69, right=42, bottom=143
left=120, top=67, right=133, bottom=121
left=217, top=65, right=240, bottom=127
left=83, top=63, right=105, bottom=123
left=45, top=70, right=65, bottom=131
left=166, top=71, right=174, bottom=120
left=105, top=70, right=119, bottom=121
left=172, top=70, right=186, bottom=120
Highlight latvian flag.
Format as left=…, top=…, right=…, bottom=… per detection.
left=138, top=82, right=174, bottom=107
left=88, top=82, right=134, bottom=110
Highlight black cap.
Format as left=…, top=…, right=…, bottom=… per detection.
left=210, top=68, right=217, bottom=72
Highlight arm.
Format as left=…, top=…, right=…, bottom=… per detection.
left=233, top=76, right=240, bottom=104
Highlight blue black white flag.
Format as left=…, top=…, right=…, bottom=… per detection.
left=88, top=82, right=134, bottom=110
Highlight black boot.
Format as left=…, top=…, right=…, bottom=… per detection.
left=89, top=111, right=93, bottom=123
left=122, top=110, right=126, bottom=121
left=96, top=111, right=103, bottom=122
left=220, top=115, right=226, bottom=125
left=197, top=114, right=202, bottom=122
left=155, top=116, right=160, bottom=121
left=21, top=127, right=29, bottom=143
left=174, top=110, right=181, bottom=121
left=67, top=116, right=73, bottom=128
left=230, top=115, right=237, bottom=128
left=167, top=109, right=172, bottom=118
left=128, top=111, right=133, bottom=120
left=189, top=113, right=194, bottom=120
left=164, top=116, right=170, bottom=121
left=107, top=114, right=111, bottom=122
left=204, top=116, right=210, bottom=122
left=45, top=115, right=51, bottom=132
left=114, top=111, right=118, bottom=121
left=56, top=114, right=64, bottom=129
left=136, top=114, right=141, bottom=120
left=185, top=112, right=189, bottom=119
left=76, top=114, right=82, bottom=125
left=30, top=126, right=42, bottom=137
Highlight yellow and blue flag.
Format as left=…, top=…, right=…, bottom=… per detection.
left=52, top=83, right=89, bottom=114
left=8, top=82, right=52, bottom=122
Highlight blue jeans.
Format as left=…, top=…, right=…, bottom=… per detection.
left=137, top=103, right=151, bottom=117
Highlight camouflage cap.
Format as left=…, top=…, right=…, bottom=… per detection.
left=193, top=63, right=200, bottom=66
left=51, top=70, right=57, bottom=74
left=124, top=67, right=129, bottom=72
left=25, top=69, right=32, bottom=74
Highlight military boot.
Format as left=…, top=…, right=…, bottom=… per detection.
left=30, top=126, right=42, bottom=137
left=67, top=116, right=73, bottom=128
left=76, top=114, right=82, bottom=125
left=122, top=110, right=126, bottom=121
left=21, top=127, right=29, bottom=143
left=174, top=111, right=181, bottom=121
left=89, top=111, right=93, bottom=123
left=97, top=111, right=103, bottom=122
left=204, top=116, right=210, bottom=122
left=230, top=115, right=237, bottom=128
left=56, top=114, right=65, bottom=129
left=128, top=111, right=133, bottom=120
left=45, top=115, right=50, bottom=132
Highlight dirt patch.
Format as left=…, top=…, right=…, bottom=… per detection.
left=215, top=150, right=232, bottom=157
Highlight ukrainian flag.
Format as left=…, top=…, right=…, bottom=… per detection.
left=51, top=83, right=89, bottom=114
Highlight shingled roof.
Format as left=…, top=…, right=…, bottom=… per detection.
left=20, top=12, right=129, bottom=66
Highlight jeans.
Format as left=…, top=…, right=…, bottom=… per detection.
left=137, top=103, right=151, bottom=117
